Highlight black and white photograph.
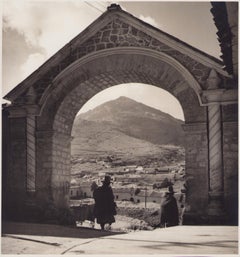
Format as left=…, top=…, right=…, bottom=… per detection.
left=1, top=0, right=238, bottom=255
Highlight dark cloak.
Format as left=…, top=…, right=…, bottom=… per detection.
left=160, top=194, right=179, bottom=227
left=93, top=184, right=116, bottom=225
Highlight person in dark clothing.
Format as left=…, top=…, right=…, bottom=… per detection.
left=93, top=175, right=117, bottom=230
left=160, top=186, right=179, bottom=227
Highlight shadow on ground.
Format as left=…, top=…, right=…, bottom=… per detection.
left=2, top=221, right=126, bottom=239
left=140, top=239, right=237, bottom=251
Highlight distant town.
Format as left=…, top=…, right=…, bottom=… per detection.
left=69, top=155, right=186, bottom=209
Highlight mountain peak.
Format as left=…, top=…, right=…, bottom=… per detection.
left=75, top=96, right=184, bottom=146
left=116, top=96, right=134, bottom=101
left=108, top=96, right=139, bottom=105
left=78, top=96, right=181, bottom=122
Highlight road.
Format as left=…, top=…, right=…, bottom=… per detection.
left=1, top=221, right=238, bottom=255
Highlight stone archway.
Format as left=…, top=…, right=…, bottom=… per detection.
left=37, top=48, right=206, bottom=210
left=2, top=5, right=238, bottom=224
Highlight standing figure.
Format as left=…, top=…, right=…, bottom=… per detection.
left=160, top=186, right=179, bottom=227
left=93, top=175, right=117, bottom=230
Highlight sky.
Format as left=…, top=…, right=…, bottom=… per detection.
left=2, top=1, right=221, bottom=121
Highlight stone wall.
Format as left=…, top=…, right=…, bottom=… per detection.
left=222, top=104, right=238, bottom=224
left=15, top=15, right=218, bottom=105
left=35, top=129, right=71, bottom=209
left=7, top=117, right=27, bottom=220
left=51, top=132, right=71, bottom=208
left=36, top=131, right=53, bottom=205
left=47, top=51, right=206, bottom=136
left=2, top=109, right=10, bottom=219
left=71, top=18, right=213, bottom=88
left=183, top=122, right=209, bottom=223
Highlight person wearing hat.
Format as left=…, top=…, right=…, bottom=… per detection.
left=93, top=175, right=117, bottom=230
left=159, top=185, right=179, bottom=227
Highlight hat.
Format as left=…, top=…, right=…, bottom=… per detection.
left=165, top=185, right=176, bottom=195
left=101, top=175, right=113, bottom=184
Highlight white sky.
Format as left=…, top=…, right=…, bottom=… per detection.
left=2, top=1, right=221, bottom=121
left=79, top=83, right=185, bottom=120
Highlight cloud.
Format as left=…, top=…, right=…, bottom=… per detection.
left=2, top=1, right=184, bottom=120
left=3, top=1, right=161, bottom=86
left=20, top=53, right=46, bottom=79
left=3, top=1, right=42, bottom=47
left=139, top=15, right=160, bottom=28
left=3, top=1, right=101, bottom=79
left=4, top=1, right=99, bottom=51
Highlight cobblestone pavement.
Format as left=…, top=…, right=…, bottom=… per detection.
left=1, top=221, right=238, bottom=255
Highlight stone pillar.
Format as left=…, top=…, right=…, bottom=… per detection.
left=182, top=122, right=209, bottom=224
left=52, top=131, right=71, bottom=208
left=3, top=103, right=40, bottom=221
left=207, top=104, right=225, bottom=217
left=36, top=130, right=71, bottom=208
left=35, top=130, right=54, bottom=206
left=6, top=116, right=28, bottom=220
left=2, top=107, right=10, bottom=219
left=35, top=130, right=71, bottom=223
left=22, top=115, right=39, bottom=220
left=26, top=116, right=36, bottom=193
left=222, top=104, right=238, bottom=224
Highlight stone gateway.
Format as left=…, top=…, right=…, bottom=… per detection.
left=2, top=3, right=238, bottom=225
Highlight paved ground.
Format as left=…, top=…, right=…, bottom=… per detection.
left=1, top=221, right=238, bottom=255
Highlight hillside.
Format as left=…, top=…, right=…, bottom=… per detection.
left=71, top=96, right=185, bottom=173
left=71, top=118, right=168, bottom=155
left=71, top=96, right=185, bottom=154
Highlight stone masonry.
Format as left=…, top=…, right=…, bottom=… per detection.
left=2, top=4, right=238, bottom=224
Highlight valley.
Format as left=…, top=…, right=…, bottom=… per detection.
left=70, top=96, right=186, bottom=230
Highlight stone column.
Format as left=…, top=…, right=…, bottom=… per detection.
left=52, top=131, right=71, bottom=208
left=22, top=115, right=39, bottom=219
left=35, top=130, right=71, bottom=208
left=201, top=69, right=237, bottom=223
left=4, top=103, right=40, bottom=221
left=26, top=116, right=36, bottom=193
left=6, top=116, right=28, bottom=220
left=182, top=122, right=209, bottom=224
left=35, top=130, right=54, bottom=205
left=207, top=104, right=225, bottom=216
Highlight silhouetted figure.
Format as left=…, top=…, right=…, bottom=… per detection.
left=93, top=175, right=117, bottom=230
left=160, top=186, right=179, bottom=227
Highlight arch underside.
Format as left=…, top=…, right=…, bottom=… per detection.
left=38, top=49, right=206, bottom=133
left=35, top=49, right=209, bottom=211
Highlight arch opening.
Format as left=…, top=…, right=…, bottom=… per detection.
left=69, top=83, right=186, bottom=229
left=34, top=48, right=208, bottom=226
left=77, top=83, right=185, bottom=121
